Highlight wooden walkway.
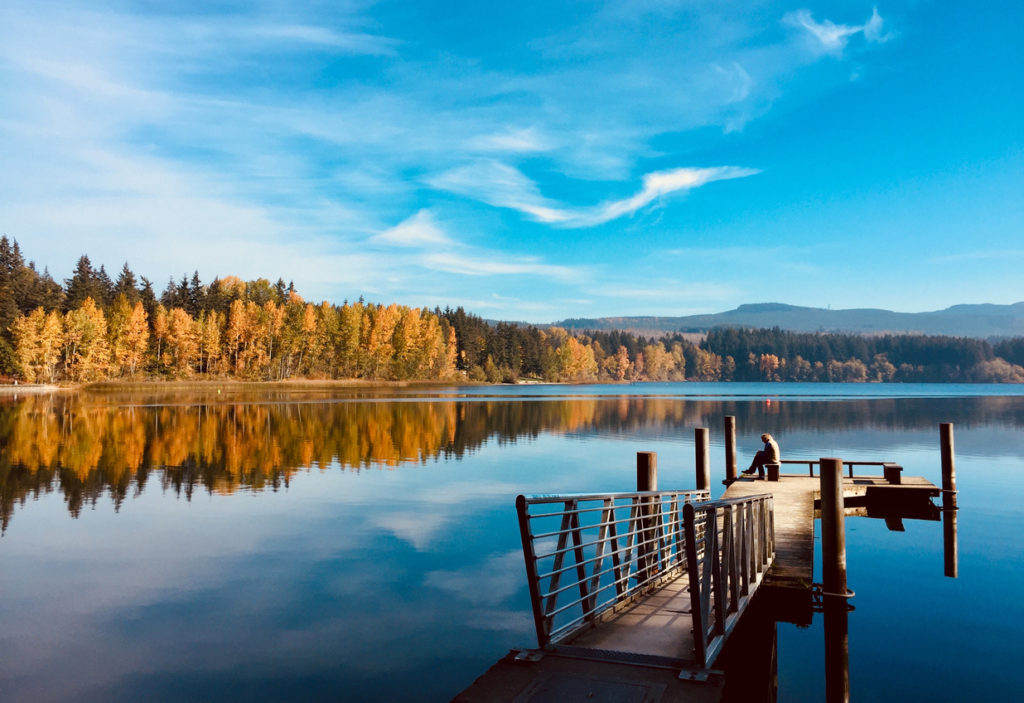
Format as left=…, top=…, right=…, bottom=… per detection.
left=723, top=473, right=941, bottom=593
left=565, top=573, right=695, bottom=660
left=453, top=469, right=943, bottom=703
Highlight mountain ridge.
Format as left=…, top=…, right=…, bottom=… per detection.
left=552, top=302, right=1024, bottom=339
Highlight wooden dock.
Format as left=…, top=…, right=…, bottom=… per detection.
left=452, top=422, right=956, bottom=703
left=723, top=472, right=940, bottom=593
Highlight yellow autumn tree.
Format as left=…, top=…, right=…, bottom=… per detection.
left=11, top=307, right=63, bottom=383
left=108, top=295, right=149, bottom=377
left=165, top=307, right=199, bottom=375
left=365, top=303, right=399, bottom=379
left=63, top=297, right=110, bottom=382
left=557, top=337, right=598, bottom=382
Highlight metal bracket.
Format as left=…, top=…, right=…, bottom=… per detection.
left=810, top=583, right=856, bottom=612
left=677, top=667, right=723, bottom=682
left=512, top=649, right=546, bottom=663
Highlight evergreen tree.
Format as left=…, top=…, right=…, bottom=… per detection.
left=114, top=263, right=140, bottom=304
left=64, top=256, right=104, bottom=312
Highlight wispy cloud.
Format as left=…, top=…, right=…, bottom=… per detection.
left=373, top=210, right=452, bottom=247
left=468, top=127, right=552, bottom=153
left=242, top=25, right=398, bottom=55
left=371, top=210, right=585, bottom=284
left=423, top=252, right=579, bottom=280
left=785, top=7, right=891, bottom=54
left=429, top=161, right=759, bottom=228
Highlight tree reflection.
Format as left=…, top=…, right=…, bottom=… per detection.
left=1, top=391, right=1021, bottom=531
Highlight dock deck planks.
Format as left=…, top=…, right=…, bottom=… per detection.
left=564, top=573, right=696, bottom=661
left=723, top=475, right=817, bottom=590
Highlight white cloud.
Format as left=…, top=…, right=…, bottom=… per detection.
left=429, top=161, right=759, bottom=228
left=863, top=8, right=892, bottom=44
left=373, top=210, right=452, bottom=247
left=785, top=7, right=890, bottom=54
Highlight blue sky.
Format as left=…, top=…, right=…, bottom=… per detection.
left=1, top=1, right=1021, bottom=322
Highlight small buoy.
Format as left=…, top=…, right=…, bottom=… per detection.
left=766, top=399, right=771, bottom=406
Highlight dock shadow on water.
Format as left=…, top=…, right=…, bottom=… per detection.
left=718, top=591, right=851, bottom=703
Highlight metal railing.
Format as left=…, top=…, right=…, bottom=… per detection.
left=780, top=459, right=902, bottom=479
left=516, top=489, right=710, bottom=648
left=683, top=493, right=775, bottom=667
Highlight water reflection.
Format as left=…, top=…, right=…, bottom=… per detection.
left=2, top=390, right=1023, bottom=532
left=824, top=599, right=850, bottom=703
left=943, top=508, right=959, bottom=578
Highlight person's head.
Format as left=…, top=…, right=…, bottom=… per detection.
left=761, top=433, right=771, bottom=442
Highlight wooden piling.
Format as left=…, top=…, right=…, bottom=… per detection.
left=695, top=428, right=710, bottom=491
left=637, top=452, right=657, bottom=585
left=940, top=423, right=957, bottom=509
left=637, top=451, right=657, bottom=492
left=819, top=457, right=848, bottom=597
left=724, top=416, right=737, bottom=483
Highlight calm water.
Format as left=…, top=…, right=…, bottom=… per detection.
left=1, top=383, right=1023, bottom=702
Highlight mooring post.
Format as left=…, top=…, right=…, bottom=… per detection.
left=724, top=415, right=737, bottom=483
left=695, top=428, right=710, bottom=491
left=940, top=422, right=957, bottom=510
left=820, top=457, right=848, bottom=598
left=637, top=451, right=658, bottom=586
left=637, top=450, right=658, bottom=492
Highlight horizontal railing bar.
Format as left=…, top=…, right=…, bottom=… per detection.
left=539, top=543, right=688, bottom=587
left=530, top=511, right=682, bottom=542
left=778, top=459, right=891, bottom=466
left=536, top=527, right=683, bottom=566
left=532, top=516, right=686, bottom=554
left=522, top=490, right=709, bottom=505
left=526, top=500, right=698, bottom=525
left=690, top=493, right=773, bottom=512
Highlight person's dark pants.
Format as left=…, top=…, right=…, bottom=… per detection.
left=746, top=450, right=771, bottom=478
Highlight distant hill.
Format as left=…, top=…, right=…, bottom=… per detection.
left=553, top=302, right=1024, bottom=339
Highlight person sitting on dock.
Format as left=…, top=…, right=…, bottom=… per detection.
left=742, top=433, right=780, bottom=478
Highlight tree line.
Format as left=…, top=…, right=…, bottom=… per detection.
left=2, top=237, right=1023, bottom=384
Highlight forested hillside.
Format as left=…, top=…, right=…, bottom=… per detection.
left=2, top=238, right=1023, bottom=384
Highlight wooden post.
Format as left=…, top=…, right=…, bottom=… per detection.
left=820, top=457, right=848, bottom=597
left=637, top=451, right=658, bottom=492
left=637, top=452, right=658, bottom=586
left=724, top=416, right=737, bottom=483
left=940, top=423, right=957, bottom=509
left=695, top=428, right=710, bottom=491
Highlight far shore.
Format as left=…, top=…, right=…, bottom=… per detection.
left=0, top=383, right=63, bottom=395
left=0, top=377, right=586, bottom=394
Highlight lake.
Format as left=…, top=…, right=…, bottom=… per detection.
left=1, top=382, right=1023, bottom=701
